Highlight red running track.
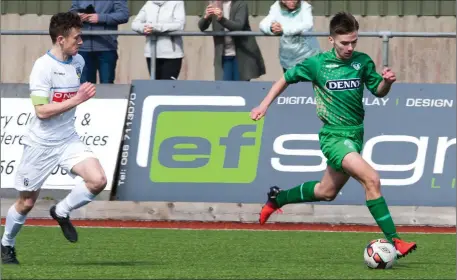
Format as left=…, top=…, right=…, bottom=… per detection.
left=1, top=218, right=455, bottom=233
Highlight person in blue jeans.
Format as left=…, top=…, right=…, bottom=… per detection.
left=222, top=56, right=240, bottom=81
left=70, top=0, right=129, bottom=84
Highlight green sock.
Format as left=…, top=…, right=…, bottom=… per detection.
left=366, top=196, right=400, bottom=243
left=275, top=181, right=320, bottom=207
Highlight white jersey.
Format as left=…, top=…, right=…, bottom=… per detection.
left=24, top=51, right=85, bottom=147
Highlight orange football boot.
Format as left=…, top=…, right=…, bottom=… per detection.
left=259, top=186, right=283, bottom=225
left=393, top=238, right=417, bottom=258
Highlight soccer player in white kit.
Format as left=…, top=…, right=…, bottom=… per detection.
left=1, top=12, right=107, bottom=265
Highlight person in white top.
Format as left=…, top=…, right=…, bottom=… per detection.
left=1, top=12, right=107, bottom=265
left=131, top=1, right=186, bottom=80
left=260, top=0, right=321, bottom=72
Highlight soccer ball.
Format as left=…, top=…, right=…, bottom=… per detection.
left=363, top=239, right=397, bottom=269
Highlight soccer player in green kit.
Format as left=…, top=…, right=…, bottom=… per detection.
left=250, top=12, right=417, bottom=258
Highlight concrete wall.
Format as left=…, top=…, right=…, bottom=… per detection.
left=2, top=199, right=455, bottom=226
left=1, top=14, right=456, bottom=84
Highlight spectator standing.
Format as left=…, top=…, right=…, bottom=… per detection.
left=131, top=1, right=186, bottom=80
left=70, top=0, right=129, bottom=83
left=198, top=0, right=265, bottom=81
left=260, top=0, right=320, bottom=73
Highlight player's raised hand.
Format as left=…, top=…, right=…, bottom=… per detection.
left=382, top=67, right=396, bottom=84
left=76, top=82, right=96, bottom=103
left=250, top=105, right=267, bottom=121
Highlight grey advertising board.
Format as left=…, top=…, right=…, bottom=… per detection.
left=115, top=80, right=456, bottom=207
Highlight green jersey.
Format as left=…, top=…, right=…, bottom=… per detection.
left=284, top=48, right=383, bottom=126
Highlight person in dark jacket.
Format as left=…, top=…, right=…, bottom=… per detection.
left=70, top=0, right=129, bottom=84
left=198, top=0, right=266, bottom=81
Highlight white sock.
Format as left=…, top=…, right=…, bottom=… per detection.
left=1, top=204, right=27, bottom=247
left=55, top=180, right=96, bottom=218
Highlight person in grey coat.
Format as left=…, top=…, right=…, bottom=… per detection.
left=198, top=0, right=266, bottom=81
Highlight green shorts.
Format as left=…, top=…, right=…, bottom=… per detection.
left=318, top=124, right=364, bottom=173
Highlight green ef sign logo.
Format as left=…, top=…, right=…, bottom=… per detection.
left=150, top=111, right=264, bottom=183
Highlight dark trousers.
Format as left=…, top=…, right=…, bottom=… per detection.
left=78, top=50, right=118, bottom=84
left=222, top=56, right=240, bottom=81
left=146, top=57, right=182, bottom=80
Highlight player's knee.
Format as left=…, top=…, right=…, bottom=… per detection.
left=17, top=198, right=35, bottom=214
left=98, top=175, right=107, bottom=190
left=363, top=173, right=381, bottom=194
left=87, top=173, right=107, bottom=193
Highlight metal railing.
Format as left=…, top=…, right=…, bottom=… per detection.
left=1, top=30, right=455, bottom=80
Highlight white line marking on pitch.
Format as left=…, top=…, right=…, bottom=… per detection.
left=20, top=224, right=456, bottom=235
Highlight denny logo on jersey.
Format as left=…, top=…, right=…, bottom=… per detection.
left=326, top=78, right=361, bottom=91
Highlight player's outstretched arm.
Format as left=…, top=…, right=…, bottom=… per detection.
left=375, top=67, right=396, bottom=98
left=260, top=76, right=289, bottom=108
left=35, top=83, right=96, bottom=119
left=250, top=77, right=288, bottom=121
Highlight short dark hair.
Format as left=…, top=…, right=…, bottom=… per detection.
left=49, top=12, right=83, bottom=44
left=329, top=12, right=359, bottom=36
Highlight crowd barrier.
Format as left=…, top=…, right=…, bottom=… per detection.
left=1, top=30, right=456, bottom=80
left=1, top=80, right=455, bottom=207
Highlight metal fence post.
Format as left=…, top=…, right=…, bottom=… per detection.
left=149, top=35, right=157, bottom=80
left=380, top=31, right=392, bottom=68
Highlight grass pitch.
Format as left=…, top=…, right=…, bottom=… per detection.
left=1, top=226, right=455, bottom=279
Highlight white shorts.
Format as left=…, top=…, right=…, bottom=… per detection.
left=14, top=140, right=96, bottom=192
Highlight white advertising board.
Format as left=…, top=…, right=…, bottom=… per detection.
left=1, top=98, right=127, bottom=191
